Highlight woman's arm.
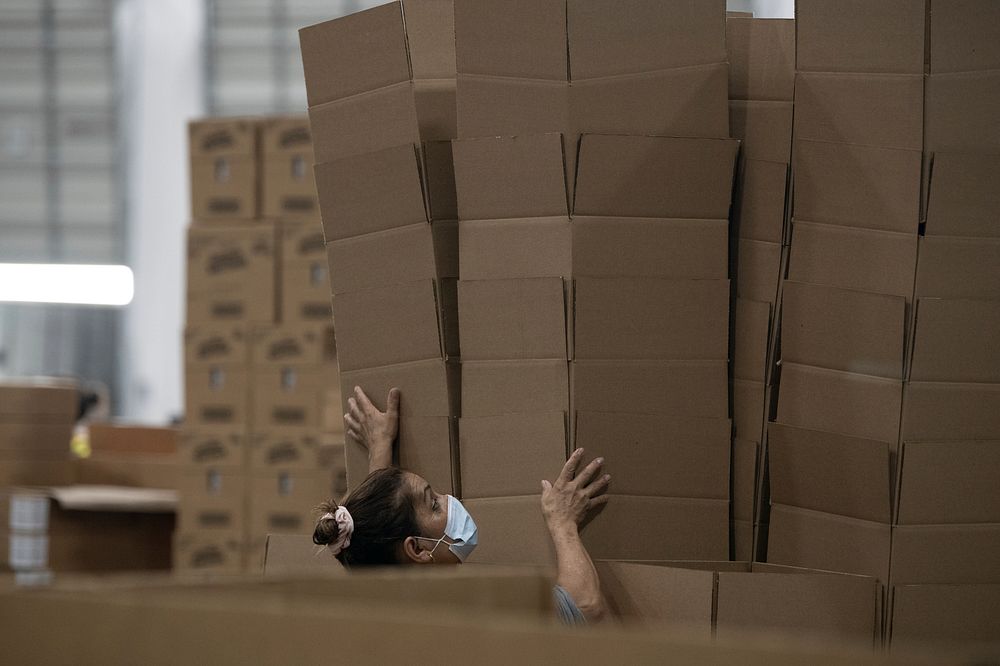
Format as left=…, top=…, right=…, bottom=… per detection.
left=345, top=386, right=400, bottom=473
left=541, top=448, right=611, bottom=623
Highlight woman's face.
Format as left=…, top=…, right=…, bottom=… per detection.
left=403, top=471, right=462, bottom=565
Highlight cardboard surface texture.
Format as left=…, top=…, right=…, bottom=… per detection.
left=890, top=584, right=1000, bottom=650
left=458, top=217, right=571, bottom=281
left=249, top=324, right=335, bottom=366
left=571, top=361, right=729, bottom=418
left=726, top=18, right=795, bottom=101
left=914, top=237, right=1000, bottom=300
left=184, top=364, right=249, bottom=427
left=596, top=562, right=714, bottom=634
left=461, top=360, right=568, bottom=417
left=925, top=152, right=1000, bottom=238
left=252, top=366, right=335, bottom=429
left=736, top=239, right=783, bottom=305
left=735, top=159, right=789, bottom=244
left=891, top=524, right=1000, bottom=585
left=458, top=278, right=567, bottom=361
left=925, top=71, right=1000, bottom=153
left=340, top=360, right=457, bottom=419
left=178, top=429, right=244, bottom=467
left=733, top=298, right=771, bottom=382
left=87, top=424, right=177, bottom=456
left=248, top=470, right=332, bottom=538
left=895, top=441, right=1000, bottom=525
left=462, top=495, right=555, bottom=566
left=909, top=299, right=1000, bottom=383
left=396, top=416, right=457, bottom=496
left=176, top=466, right=245, bottom=532
left=901, top=381, right=1000, bottom=441
left=729, top=100, right=793, bottom=163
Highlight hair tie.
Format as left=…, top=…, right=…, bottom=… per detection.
left=321, top=507, right=354, bottom=555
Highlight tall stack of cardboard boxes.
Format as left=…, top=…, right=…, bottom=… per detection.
left=725, top=16, right=795, bottom=561
left=889, top=0, right=1000, bottom=650
left=765, top=1, right=924, bottom=584
left=178, top=116, right=344, bottom=574
left=300, top=0, right=461, bottom=500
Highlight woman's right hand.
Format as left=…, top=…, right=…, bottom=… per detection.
left=541, top=448, right=611, bottom=535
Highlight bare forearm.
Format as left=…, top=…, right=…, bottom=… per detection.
left=548, top=522, right=607, bottom=622
left=367, top=440, right=393, bottom=473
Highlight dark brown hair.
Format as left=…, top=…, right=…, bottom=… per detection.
left=313, top=467, right=420, bottom=567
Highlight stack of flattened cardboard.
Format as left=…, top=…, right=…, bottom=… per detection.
left=449, top=0, right=736, bottom=565
left=0, top=382, right=77, bottom=574
left=766, top=0, right=925, bottom=582
left=890, top=1, right=1000, bottom=650
left=725, top=15, right=795, bottom=562
left=300, top=1, right=461, bottom=498
left=181, top=117, right=343, bottom=574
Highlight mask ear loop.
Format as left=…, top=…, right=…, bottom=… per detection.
left=415, top=535, right=447, bottom=562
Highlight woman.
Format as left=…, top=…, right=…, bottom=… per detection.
left=314, top=386, right=612, bottom=623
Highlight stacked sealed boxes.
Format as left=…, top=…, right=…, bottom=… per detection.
left=451, top=0, right=737, bottom=565
left=764, top=0, right=926, bottom=583
left=299, top=0, right=461, bottom=497
left=179, top=117, right=343, bottom=574
left=889, top=0, right=1000, bottom=651
left=724, top=16, right=796, bottom=562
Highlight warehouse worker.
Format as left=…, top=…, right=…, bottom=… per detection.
left=313, top=386, right=611, bottom=624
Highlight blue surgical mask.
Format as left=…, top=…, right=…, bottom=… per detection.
left=416, top=495, right=478, bottom=562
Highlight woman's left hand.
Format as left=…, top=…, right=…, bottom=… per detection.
left=345, top=386, right=400, bottom=471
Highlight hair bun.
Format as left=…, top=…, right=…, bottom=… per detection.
left=312, top=501, right=340, bottom=546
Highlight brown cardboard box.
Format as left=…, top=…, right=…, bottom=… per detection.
left=173, top=529, right=245, bottom=573
left=247, top=469, right=332, bottom=538
left=458, top=278, right=567, bottom=361
left=891, top=524, right=1000, bottom=585
left=249, top=323, right=335, bottom=367
left=176, top=465, right=245, bottom=533
left=793, top=72, right=923, bottom=151
left=573, top=278, right=729, bottom=361
left=458, top=217, right=571, bottom=280
left=459, top=412, right=566, bottom=499
left=729, top=100, right=794, bottom=163
left=571, top=360, right=729, bottom=418
left=281, top=218, right=325, bottom=265
left=795, top=0, right=925, bottom=74
left=909, top=299, right=1000, bottom=383
left=260, top=117, right=319, bottom=220
left=306, top=85, right=421, bottom=165
left=787, top=221, right=918, bottom=302
left=74, top=454, right=179, bottom=489
left=733, top=298, right=771, bottom=383
left=177, top=428, right=245, bottom=467
left=736, top=238, right=783, bottom=306
left=914, top=237, right=1000, bottom=300
left=252, top=366, right=336, bottom=430
left=896, top=440, right=1000, bottom=525
left=890, top=584, right=1000, bottom=650
left=0, top=458, right=74, bottom=487
left=340, top=359, right=458, bottom=419
left=461, top=495, right=555, bottom=566
left=183, top=326, right=249, bottom=366
left=458, top=77, right=567, bottom=140
left=732, top=438, right=760, bottom=524
left=735, top=160, right=789, bottom=244
left=901, top=381, right=1000, bottom=441
left=580, top=497, right=729, bottom=561
left=572, top=218, right=729, bottom=279
left=186, top=224, right=277, bottom=324
left=262, top=533, right=346, bottom=578
left=327, top=221, right=457, bottom=294
left=925, top=71, right=1000, bottom=153
left=0, top=422, right=74, bottom=455
left=768, top=504, right=890, bottom=580
left=726, top=18, right=795, bottom=101
left=189, top=117, right=259, bottom=222
left=0, top=382, right=78, bottom=422
left=573, top=412, right=730, bottom=499
left=791, top=139, right=921, bottom=233
left=461, top=360, right=568, bottom=418
left=281, top=220, right=332, bottom=321
left=768, top=423, right=892, bottom=523
left=87, top=423, right=177, bottom=456
left=780, top=281, right=906, bottom=379
left=248, top=428, right=342, bottom=471
left=184, top=363, right=249, bottom=428
left=929, top=0, right=1000, bottom=73
left=344, top=416, right=457, bottom=496
left=455, top=0, right=565, bottom=80
left=733, top=379, right=767, bottom=443
left=776, top=363, right=902, bottom=444
left=924, top=152, right=1000, bottom=237
left=332, top=280, right=457, bottom=372
left=595, top=561, right=715, bottom=634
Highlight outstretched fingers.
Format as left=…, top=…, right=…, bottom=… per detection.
left=557, top=448, right=585, bottom=484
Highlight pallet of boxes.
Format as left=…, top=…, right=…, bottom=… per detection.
left=179, top=115, right=347, bottom=574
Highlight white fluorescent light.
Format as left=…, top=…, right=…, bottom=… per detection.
left=0, top=263, right=134, bottom=306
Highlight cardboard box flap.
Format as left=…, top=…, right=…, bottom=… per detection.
left=456, top=75, right=569, bottom=140
left=896, top=440, right=1000, bottom=525
left=573, top=411, right=730, bottom=499
left=729, top=100, right=794, bottom=164
left=567, top=0, right=726, bottom=79
left=573, top=277, right=729, bottom=361
left=891, top=524, right=1000, bottom=585
left=263, top=534, right=345, bottom=578
left=791, top=139, right=922, bottom=234
left=299, top=3, right=410, bottom=107
left=736, top=238, right=782, bottom=305
left=929, top=0, right=1000, bottom=73
left=459, top=217, right=572, bottom=281
left=788, top=220, right=918, bottom=301
left=910, top=299, right=1000, bottom=383
left=327, top=222, right=449, bottom=295
left=454, top=0, right=567, bottom=80
left=733, top=379, right=766, bottom=444
left=573, top=135, right=739, bottom=219
left=732, top=438, right=760, bottom=522
left=768, top=422, right=892, bottom=523
left=735, top=159, right=789, bottom=244
left=914, top=236, right=1000, bottom=300
left=453, top=134, right=568, bottom=220
left=780, top=281, right=906, bottom=379
left=733, top=298, right=771, bottom=383
left=572, top=217, right=729, bottom=280
left=458, top=278, right=567, bottom=361
left=571, top=360, right=729, bottom=419
left=725, top=18, right=795, bottom=101
left=924, top=70, right=1000, bottom=155
left=188, top=117, right=257, bottom=156
left=422, top=139, right=458, bottom=221
left=594, top=561, right=714, bottom=633
left=332, top=280, right=448, bottom=372
left=461, top=495, right=555, bottom=566
left=315, top=143, right=428, bottom=242
left=340, top=359, right=457, bottom=418
left=459, top=412, right=567, bottom=499
left=901, top=381, right=1000, bottom=441
left=401, top=0, right=457, bottom=80
left=461, top=360, right=568, bottom=417
left=890, top=584, right=1000, bottom=649
left=925, top=152, right=1000, bottom=238
left=795, top=0, right=925, bottom=74
left=716, top=571, right=880, bottom=648
left=776, top=362, right=903, bottom=444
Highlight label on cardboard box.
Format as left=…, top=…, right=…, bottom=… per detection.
left=248, top=469, right=332, bottom=537
left=281, top=220, right=326, bottom=263
left=173, top=530, right=245, bottom=572
left=250, top=324, right=336, bottom=366
left=177, top=466, right=246, bottom=532
left=186, top=225, right=277, bottom=318
left=178, top=429, right=245, bottom=467
left=184, top=327, right=249, bottom=366
left=189, top=117, right=257, bottom=156
left=260, top=115, right=312, bottom=157
left=184, top=363, right=250, bottom=427
left=252, top=366, right=335, bottom=429
left=248, top=429, right=330, bottom=470
left=190, top=155, right=258, bottom=221
left=262, top=156, right=319, bottom=220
